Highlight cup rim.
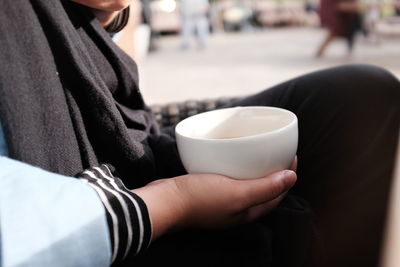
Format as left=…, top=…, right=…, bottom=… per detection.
left=175, top=106, right=298, bottom=142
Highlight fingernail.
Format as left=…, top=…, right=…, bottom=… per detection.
left=282, top=170, right=297, bottom=183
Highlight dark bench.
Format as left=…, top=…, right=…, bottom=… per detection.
left=150, top=97, right=241, bottom=128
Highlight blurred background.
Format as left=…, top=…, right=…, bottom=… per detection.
left=115, top=0, right=400, bottom=105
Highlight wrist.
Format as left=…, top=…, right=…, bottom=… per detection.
left=77, top=165, right=152, bottom=263
left=133, top=179, right=188, bottom=240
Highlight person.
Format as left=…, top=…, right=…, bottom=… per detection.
left=180, top=0, right=210, bottom=50
left=397, top=0, right=400, bottom=15
left=394, top=0, right=400, bottom=16
left=140, top=0, right=158, bottom=52
left=0, top=1, right=399, bottom=267
left=316, top=0, right=363, bottom=57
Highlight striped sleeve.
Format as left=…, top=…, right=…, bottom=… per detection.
left=76, top=164, right=152, bottom=265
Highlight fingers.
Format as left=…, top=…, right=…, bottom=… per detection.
left=244, top=192, right=287, bottom=222
left=146, top=179, right=168, bottom=186
left=291, top=156, right=298, bottom=172
left=236, top=170, right=297, bottom=208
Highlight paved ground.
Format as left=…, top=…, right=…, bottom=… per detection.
left=138, top=27, right=400, bottom=105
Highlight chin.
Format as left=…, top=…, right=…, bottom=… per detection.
left=106, top=0, right=131, bottom=11
left=73, top=0, right=131, bottom=12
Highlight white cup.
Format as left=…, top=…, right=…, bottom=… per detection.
left=175, top=106, right=298, bottom=179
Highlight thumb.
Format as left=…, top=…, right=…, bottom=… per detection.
left=237, top=170, right=297, bottom=207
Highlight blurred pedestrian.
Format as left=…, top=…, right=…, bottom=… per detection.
left=363, top=0, right=381, bottom=44
left=316, top=0, right=362, bottom=57
left=141, top=0, right=158, bottom=51
left=395, top=0, right=400, bottom=15
left=180, top=0, right=210, bottom=50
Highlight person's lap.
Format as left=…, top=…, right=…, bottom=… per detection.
left=234, top=64, right=400, bottom=266
left=135, top=65, right=400, bottom=267
left=131, top=194, right=317, bottom=267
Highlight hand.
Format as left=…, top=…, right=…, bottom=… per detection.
left=133, top=169, right=297, bottom=241
left=70, top=0, right=131, bottom=26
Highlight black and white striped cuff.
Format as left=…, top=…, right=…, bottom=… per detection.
left=77, top=164, right=152, bottom=265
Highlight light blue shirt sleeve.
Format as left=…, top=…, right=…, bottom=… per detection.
left=0, top=122, right=8, bottom=156
left=0, top=123, right=112, bottom=267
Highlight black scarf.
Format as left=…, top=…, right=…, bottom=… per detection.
left=0, top=0, right=183, bottom=188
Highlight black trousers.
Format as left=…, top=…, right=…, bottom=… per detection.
left=133, top=65, right=400, bottom=267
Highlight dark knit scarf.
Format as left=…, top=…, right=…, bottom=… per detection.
left=0, top=0, right=183, bottom=188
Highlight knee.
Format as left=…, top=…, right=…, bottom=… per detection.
left=339, top=64, right=400, bottom=100
left=295, top=64, right=400, bottom=120
left=350, top=64, right=399, bottom=85
left=314, top=64, right=400, bottom=108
